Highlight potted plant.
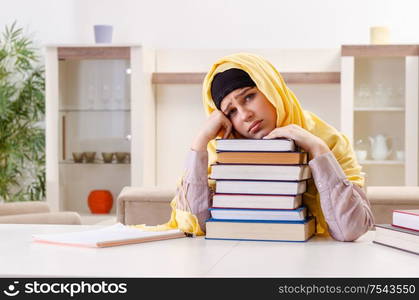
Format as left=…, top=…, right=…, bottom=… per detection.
left=0, top=22, right=45, bottom=202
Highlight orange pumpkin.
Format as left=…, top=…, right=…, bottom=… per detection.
left=88, top=190, right=113, bottom=214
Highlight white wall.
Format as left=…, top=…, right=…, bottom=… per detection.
left=0, top=0, right=76, bottom=46
left=65, top=0, right=419, bottom=48
left=3, top=0, right=419, bottom=48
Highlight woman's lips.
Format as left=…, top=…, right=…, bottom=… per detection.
left=249, top=120, right=263, bottom=134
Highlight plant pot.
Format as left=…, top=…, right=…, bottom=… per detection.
left=88, top=190, right=113, bottom=214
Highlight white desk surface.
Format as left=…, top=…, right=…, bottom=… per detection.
left=1, top=224, right=418, bottom=278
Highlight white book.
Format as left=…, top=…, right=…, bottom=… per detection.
left=393, top=209, right=419, bottom=231
left=209, top=206, right=307, bottom=221
left=213, top=193, right=302, bottom=209
left=215, top=180, right=307, bottom=195
left=374, top=224, right=419, bottom=255
left=215, top=138, right=296, bottom=152
left=210, top=164, right=311, bottom=181
left=32, top=223, right=185, bottom=248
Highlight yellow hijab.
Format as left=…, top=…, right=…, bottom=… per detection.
left=134, top=52, right=363, bottom=236
left=201, top=52, right=363, bottom=236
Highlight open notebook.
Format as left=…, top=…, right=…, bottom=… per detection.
left=32, top=223, right=186, bottom=248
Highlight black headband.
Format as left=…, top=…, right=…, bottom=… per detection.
left=210, top=68, right=256, bottom=110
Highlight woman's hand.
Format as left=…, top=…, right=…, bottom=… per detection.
left=263, top=124, right=330, bottom=158
left=191, top=110, right=233, bottom=151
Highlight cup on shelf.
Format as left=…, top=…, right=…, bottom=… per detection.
left=83, top=152, right=97, bottom=163
left=373, top=83, right=394, bottom=107
left=101, top=152, right=114, bottom=163
left=396, top=150, right=405, bottom=161
left=356, top=84, right=372, bottom=107
left=93, top=25, right=113, bottom=44
left=114, top=152, right=127, bottom=163
left=72, top=152, right=84, bottom=163
left=370, top=26, right=390, bottom=45
left=355, top=150, right=368, bottom=161
left=125, top=152, right=131, bottom=163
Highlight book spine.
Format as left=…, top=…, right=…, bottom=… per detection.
left=391, top=224, right=419, bottom=232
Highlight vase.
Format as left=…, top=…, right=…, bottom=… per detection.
left=88, top=190, right=113, bottom=214
left=93, top=25, right=113, bottom=43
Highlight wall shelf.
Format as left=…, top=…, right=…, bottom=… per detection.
left=360, top=160, right=404, bottom=165
left=46, top=45, right=150, bottom=213
left=341, top=46, right=419, bottom=186
left=59, top=160, right=130, bottom=165
left=151, top=72, right=340, bottom=84
left=354, top=107, right=405, bottom=112
left=58, top=46, right=131, bottom=60
left=342, top=45, right=419, bottom=57
left=59, top=109, right=131, bottom=112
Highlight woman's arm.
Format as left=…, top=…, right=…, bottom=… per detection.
left=309, top=152, right=375, bottom=241
left=176, top=110, right=233, bottom=232
left=263, top=124, right=375, bottom=241
left=176, top=149, right=212, bottom=232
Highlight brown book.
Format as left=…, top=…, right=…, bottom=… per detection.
left=216, top=151, right=308, bottom=165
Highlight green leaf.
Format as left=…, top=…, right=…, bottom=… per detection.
left=0, top=22, right=45, bottom=202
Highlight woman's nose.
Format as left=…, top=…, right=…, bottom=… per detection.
left=239, top=107, right=254, bottom=122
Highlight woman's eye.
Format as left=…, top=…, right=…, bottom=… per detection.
left=245, top=93, right=255, bottom=101
left=227, top=109, right=237, bottom=117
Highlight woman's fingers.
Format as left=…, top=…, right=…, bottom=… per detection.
left=223, top=122, right=233, bottom=139
left=222, top=119, right=233, bottom=139
left=263, top=127, right=289, bottom=139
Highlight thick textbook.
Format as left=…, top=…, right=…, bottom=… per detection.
left=210, top=164, right=311, bottom=181
left=32, top=223, right=186, bottom=248
left=215, top=138, right=296, bottom=152
left=215, top=179, right=307, bottom=195
left=392, top=209, right=419, bottom=231
left=216, top=151, right=308, bottom=165
left=205, top=217, right=315, bottom=242
left=373, top=224, right=419, bottom=255
left=209, top=206, right=307, bottom=221
left=212, top=193, right=302, bottom=209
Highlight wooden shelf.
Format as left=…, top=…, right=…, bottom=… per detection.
left=59, top=109, right=131, bottom=112
left=360, top=160, right=404, bottom=165
left=58, top=47, right=130, bottom=60
left=342, top=45, right=419, bottom=57
left=60, top=160, right=130, bottom=165
left=152, top=72, right=340, bottom=84
left=354, top=107, right=405, bottom=112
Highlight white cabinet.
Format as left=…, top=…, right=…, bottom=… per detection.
left=45, top=45, right=156, bottom=213
left=341, top=45, right=419, bottom=186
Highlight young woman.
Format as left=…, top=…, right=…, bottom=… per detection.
left=158, top=53, right=374, bottom=242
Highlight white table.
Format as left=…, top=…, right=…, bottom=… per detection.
left=1, top=224, right=418, bottom=277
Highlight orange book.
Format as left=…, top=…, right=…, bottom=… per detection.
left=216, top=151, right=308, bottom=165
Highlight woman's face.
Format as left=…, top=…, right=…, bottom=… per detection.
left=220, top=86, right=277, bottom=139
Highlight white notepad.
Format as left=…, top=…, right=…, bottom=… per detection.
left=32, top=223, right=185, bottom=248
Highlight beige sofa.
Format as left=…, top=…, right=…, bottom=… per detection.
left=117, top=186, right=419, bottom=226
left=0, top=201, right=82, bottom=225
left=117, top=187, right=175, bottom=225
left=367, top=186, right=419, bottom=224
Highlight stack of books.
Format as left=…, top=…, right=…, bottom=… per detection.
left=374, top=209, right=419, bottom=255
left=205, top=138, right=315, bottom=242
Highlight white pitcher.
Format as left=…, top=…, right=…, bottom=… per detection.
left=369, top=134, right=392, bottom=160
